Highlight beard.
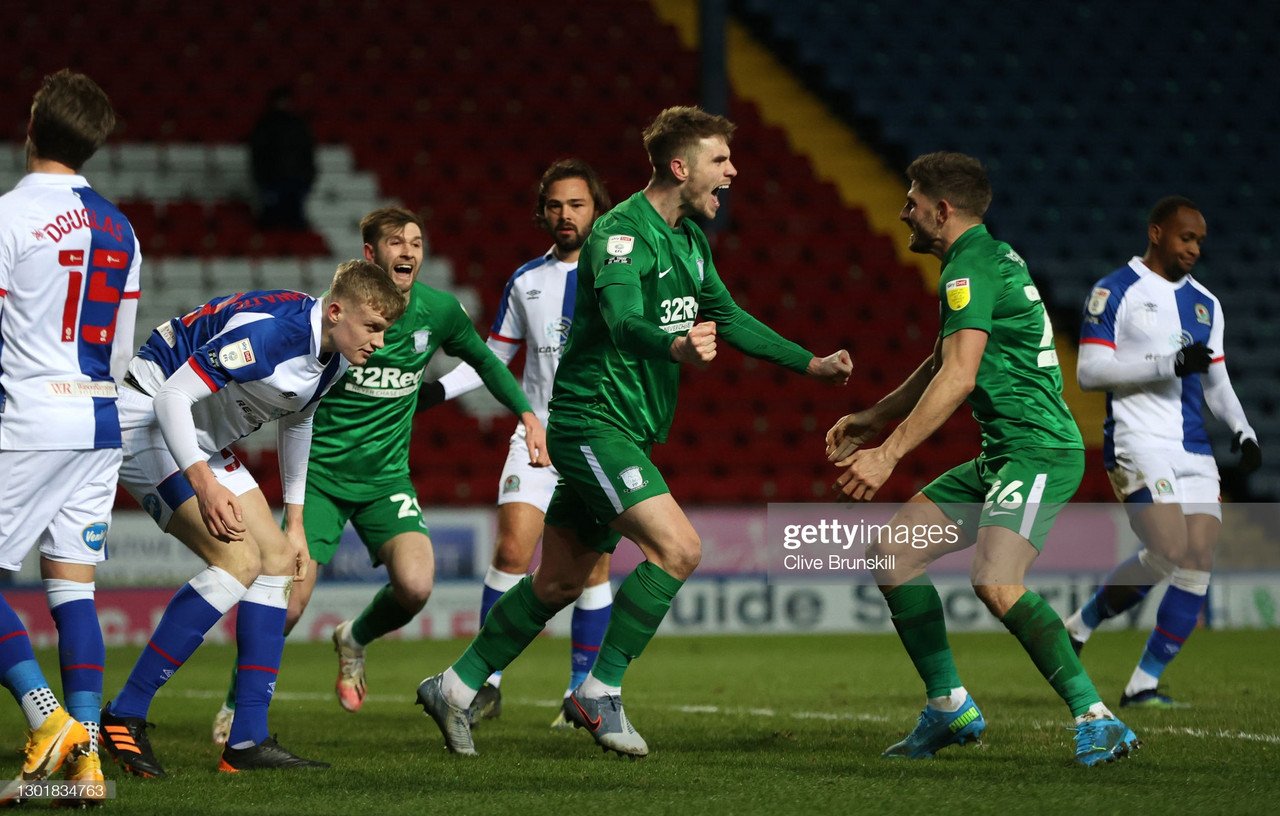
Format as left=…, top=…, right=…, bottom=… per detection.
left=907, top=228, right=932, bottom=253
left=553, top=226, right=585, bottom=253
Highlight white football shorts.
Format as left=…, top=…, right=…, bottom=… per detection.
left=1107, top=445, right=1221, bottom=519
left=495, top=429, right=560, bottom=512
left=0, top=447, right=121, bottom=570
left=116, top=385, right=258, bottom=531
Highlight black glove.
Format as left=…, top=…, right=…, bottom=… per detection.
left=1173, top=341, right=1213, bottom=377
left=415, top=380, right=446, bottom=413
left=1231, top=431, right=1262, bottom=474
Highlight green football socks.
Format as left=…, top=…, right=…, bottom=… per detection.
left=351, top=583, right=418, bottom=646
left=1000, top=590, right=1101, bottom=717
left=884, top=580, right=964, bottom=698
left=590, top=562, right=685, bottom=687
left=452, top=576, right=556, bottom=689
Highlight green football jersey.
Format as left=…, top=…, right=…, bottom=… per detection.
left=550, top=191, right=810, bottom=445
left=938, top=225, right=1083, bottom=454
left=308, top=281, right=531, bottom=500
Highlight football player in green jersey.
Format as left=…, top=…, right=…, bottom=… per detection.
left=826, top=152, right=1138, bottom=766
left=213, top=207, right=546, bottom=742
left=416, top=106, right=852, bottom=758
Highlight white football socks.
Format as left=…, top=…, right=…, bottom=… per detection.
left=1124, top=666, right=1160, bottom=699
left=927, top=686, right=968, bottom=713
left=1075, top=701, right=1114, bottom=724
left=20, top=687, right=60, bottom=730
left=576, top=673, right=622, bottom=700
left=1063, top=609, right=1092, bottom=644
left=441, top=667, right=478, bottom=709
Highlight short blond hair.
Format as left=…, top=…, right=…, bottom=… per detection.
left=326, top=259, right=406, bottom=323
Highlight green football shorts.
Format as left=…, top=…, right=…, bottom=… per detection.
left=544, top=418, right=670, bottom=554
left=921, top=447, right=1083, bottom=551
left=303, top=478, right=431, bottom=566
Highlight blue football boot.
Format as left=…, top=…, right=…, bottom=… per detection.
left=882, top=696, right=986, bottom=758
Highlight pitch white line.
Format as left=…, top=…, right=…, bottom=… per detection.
left=174, top=689, right=1280, bottom=743
left=1138, top=726, right=1280, bottom=745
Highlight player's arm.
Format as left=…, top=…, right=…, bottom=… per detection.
left=589, top=230, right=703, bottom=363
left=440, top=301, right=548, bottom=465
left=698, top=261, right=850, bottom=381
left=826, top=343, right=939, bottom=462
left=1075, top=342, right=1198, bottom=390
left=111, top=238, right=144, bottom=383
left=420, top=270, right=528, bottom=410
left=417, top=335, right=521, bottom=412
left=1077, top=283, right=1209, bottom=390
left=833, top=263, right=995, bottom=501
left=152, top=360, right=246, bottom=542
left=441, top=306, right=532, bottom=417
left=1076, top=337, right=1210, bottom=390
left=1202, top=305, right=1261, bottom=472
left=1204, top=361, right=1261, bottom=471
left=833, top=328, right=985, bottom=500
left=592, top=277, right=667, bottom=358
left=111, top=297, right=140, bottom=384
left=277, top=404, right=316, bottom=579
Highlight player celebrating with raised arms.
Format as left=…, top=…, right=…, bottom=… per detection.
left=417, top=106, right=851, bottom=758
left=827, top=152, right=1138, bottom=766
left=419, top=159, right=614, bottom=728
left=100, top=261, right=404, bottom=777
left=1065, top=197, right=1260, bottom=707
left=0, top=69, right=138, bottom=806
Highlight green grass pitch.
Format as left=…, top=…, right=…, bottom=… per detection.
left=3, top=630, right=1275, bottom=814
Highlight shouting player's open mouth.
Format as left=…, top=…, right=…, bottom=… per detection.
left=391, top=262, right=415, bottom=287
left=710, top=183, right=729, bottom=213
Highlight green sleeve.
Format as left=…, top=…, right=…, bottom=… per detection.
left=439, top=300, right=532, bottom=416
left=599, top=282, right=676, bottom=361
left=698, top=258, right=812, bottom=372
left=939, top=258, right=996, bottom=337
left=591, top=224, right=654, bottom=289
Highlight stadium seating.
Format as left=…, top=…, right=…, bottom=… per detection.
left=2, top=0, right=1154, bottom=505
left=734, top=0, right=1280, bottom=499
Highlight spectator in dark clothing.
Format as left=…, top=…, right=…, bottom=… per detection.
left=250, top=86, right=316, bottom=230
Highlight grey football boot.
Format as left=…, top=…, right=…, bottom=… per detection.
left=562, top=689, right=649, bottom=758
left=416, top=674, right=477, bottom=756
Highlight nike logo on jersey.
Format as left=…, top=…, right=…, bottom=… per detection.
left=659, top=267, right=672, bottom=278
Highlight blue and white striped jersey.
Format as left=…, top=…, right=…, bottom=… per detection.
left=130, top=289, right=346, bottom=454
left=1080, top=257, right=1225, bottom=463
left=0, top=173, right=142, bottom=450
